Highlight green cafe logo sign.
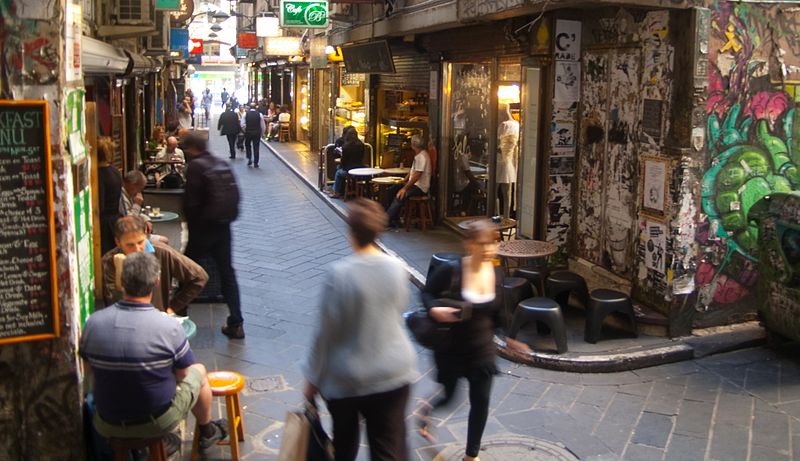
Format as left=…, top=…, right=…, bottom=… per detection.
left=280, top=0, right=328, bottom=28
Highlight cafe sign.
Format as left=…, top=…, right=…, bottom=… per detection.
left=280, top=0, right=328, bottom=28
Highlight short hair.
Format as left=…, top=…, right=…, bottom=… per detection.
left=181, top=132, right=207, bottom=152
left=123, top=170, right=146, bottom=185
left=464, top=218, right=498, bottom=242
left=410, top=135, right=425, bottom=150
left=120, top=252, right=160, bottom=297
left=96, top=137, right=115, bottom=164
left=347, top=198, right=387, bottom=247
left=114, top=215, right=147, bottom=239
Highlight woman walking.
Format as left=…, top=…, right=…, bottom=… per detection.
left=417, top=219, right=523, bottom=461
left=303, top=198, right=417, bottom=461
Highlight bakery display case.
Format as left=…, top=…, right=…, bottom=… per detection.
left=377, top=118, right=428, bottom=168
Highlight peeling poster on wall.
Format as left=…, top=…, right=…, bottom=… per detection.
left=551, top=121, right=576, bottom=149
left=554, top=62, right=581, bottom=101
left=645, top=221, right=667, bottom=274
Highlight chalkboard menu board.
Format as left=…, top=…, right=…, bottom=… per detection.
left=342, top=41, right=395, bottom=74
left=0, top=101, right=59, bottom=345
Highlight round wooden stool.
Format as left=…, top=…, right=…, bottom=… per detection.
left=404, top=195, right=433, bottom=231
left=191, top=371, right=246, bottom=461
left=110, top=437, right=167, bottom=461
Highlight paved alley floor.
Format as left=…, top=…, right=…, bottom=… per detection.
left=183, top=128, right=800, bottom=461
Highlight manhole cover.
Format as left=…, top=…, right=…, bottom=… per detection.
left=247, top=375, right=287, bottom=393
left=434, top=436, right=579, bottom=461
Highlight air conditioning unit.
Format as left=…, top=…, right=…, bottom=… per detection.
left=146, top=12, right=170, bottom=53
left=329, top=3, right=354, bottom=21
left=115, top=0, right=153, bottom=25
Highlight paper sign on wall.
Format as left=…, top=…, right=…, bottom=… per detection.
left=645, top=221, right=667, bottom=274
left=554, top=20, right=581, bottom=61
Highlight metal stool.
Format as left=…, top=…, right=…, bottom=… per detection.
left=404, top=196, right=433, bottom=231
left=585, top=289, right=638, bottom=343
left=503, top=277, right=533, bottom=329
left=546, top=271, right=589, bottom=310
left=191, top=371, right=246, bottom=461
left=509, top=297, right=568, bottom=353
left=110, top=438, right=167, bottom=461
left=513, top=266, right=549, bottom=297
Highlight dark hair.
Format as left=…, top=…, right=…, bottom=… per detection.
left=181, top=132, right=207, bottom=152
left=464, top=218, right=497, bottom=242
left=343, top=127, right=360, bottom=145
left=114, top=215, right=147, bottom=239
left=121, top=252, right=160, bottom=297
left=347, top=198, right=387, bottom=247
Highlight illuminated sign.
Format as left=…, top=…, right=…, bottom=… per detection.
left=263, top=36, right=303, bottom=56
left=280, top=0, right=328, bottom=28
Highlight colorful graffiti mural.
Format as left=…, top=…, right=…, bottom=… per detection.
left=699, top=3, right=800, bottom=307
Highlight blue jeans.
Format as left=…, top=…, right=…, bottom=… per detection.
left=334, top=167, right=348, bottom=195
left=386, top=184, right=424, bottom=224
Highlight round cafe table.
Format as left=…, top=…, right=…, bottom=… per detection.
left=348, top=168, right=385, bottom=198
left=146, top=211, right=179, bottom=223
left=497, top=239, right=557, bottom=273
left=457, top=217, right=517, bottom=240
left=182, top=317, right=197, bottom=341
left=384, top=167, right=411, bottom=176
left=371, top=176, right=405, bottom=205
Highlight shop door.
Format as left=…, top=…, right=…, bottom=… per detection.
left=517, top=66, right=543, bottom=239
left=574, top=49, right=641, bottom=277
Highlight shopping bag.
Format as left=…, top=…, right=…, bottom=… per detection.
left=278, top=401, right=333, bottom=461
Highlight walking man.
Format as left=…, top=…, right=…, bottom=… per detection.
left=240, top=102, right=265, bottom=168
left=220, top=87, right=229, bottom=108
left=218, top=103, right=241, bottom=159
left=181, top=133, right=245, bottom=339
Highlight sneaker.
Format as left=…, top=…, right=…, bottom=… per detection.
left=163, top=432, right=181, bottom=456
left=254, top=164, right=259, bottom=168
left=199, top=419, right=228, bottom=450
left=247, top=161, right=252, bottom=166
left=221, top=324, right=245, bottom=339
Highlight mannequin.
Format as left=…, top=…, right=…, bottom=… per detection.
left=496, top=103, right=519, bottom=218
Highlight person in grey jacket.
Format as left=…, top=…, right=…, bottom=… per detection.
left=303, top=198, right=418, bottom=461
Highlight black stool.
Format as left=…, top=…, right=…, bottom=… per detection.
left=546, top=271, right=589, bottom=310
left=514, top=266, right=550, bottom=297
left=508, top=297, right=568, bottom=353
left=585, top=289, right=638, bottom=343
left=426, top=253, right=462, bottom=280
left=502, top=277, right=533, bottom=329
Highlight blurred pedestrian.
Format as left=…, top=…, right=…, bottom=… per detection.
left=181, top=133, right=245, bottom=339
left=240, top=102, right=265, bottom=167
left=221, top=88, right=229, bottom=108
left=218, top=103, right=240, bottom=159
left=97, top=137, right=122, bottom=255
left=416, top=219, right=525, bottom=461
left=303, top=198, right=417, bottom=461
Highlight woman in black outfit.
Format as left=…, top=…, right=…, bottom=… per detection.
left=332, top=127, right=366, bottom=198
left=96, top=137, right=122, bottom=255
left=418, top=220, right=525, bottom=461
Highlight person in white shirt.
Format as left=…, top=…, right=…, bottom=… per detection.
left=386, top=135, right=431, bottom=227
left=156, top=136, right=185, bottom=163
left=119, top=170, right=169, bottom=244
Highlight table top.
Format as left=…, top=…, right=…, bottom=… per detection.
left=372, top=176, right=405, bottom=185
left=497, top=239, right=557, bottom=258
left=457, top=217, right=517, bottom=231
left=384, top=167, right=411, bottom=175
left=145, top=159, right=185, bottom=165
left=349, top=167, right=385, bottom=176
left=147, top=211, right=179, bottom=223
left=180, top=317, right=197, bottom=340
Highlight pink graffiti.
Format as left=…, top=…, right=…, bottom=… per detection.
left=745, top=91, right=790, bottom=124
left=706, top=66, right=732, bottom=118
left=710, top=274, right=749, bottom=303
left=695, top=260, right=755, bottom=304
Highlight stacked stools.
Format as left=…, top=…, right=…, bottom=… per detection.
left=110, top=438, right=168, bottom=461
left=192, top=371, right=246, bottom=461
left=502, top=277, right=533, bottom=329
left=585, top=289, right=638, bottom=343
left=546, top=271, right=589, bottom=310
left=513, top=265, right=550, bottom=297
left=404, top=196, right=433, bottom=231
left=508, top=297, right=568, bottom=353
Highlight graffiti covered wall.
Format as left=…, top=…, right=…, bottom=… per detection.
left=697, top=2, right=800, bottom=318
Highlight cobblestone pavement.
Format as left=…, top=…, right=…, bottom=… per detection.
left=183, top=129, right=800, bottom=460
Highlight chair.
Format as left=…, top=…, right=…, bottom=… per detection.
left=404, top=196, right=433, bottom=231
left=191, top=371, right=246, bottom=461
left=546, top=271, right=589, bottom=310
left=362, top=143, right=374, bottom=168
left=278, top=121, right=291, bottom=142
left=502, top=277, right=533, bottom=329
left=110, top=437, right=168, bottom=461
left=343, top=174, right=358, bottom=201
left=508, top=297, right=568, bottom=353
left=513, top=266, right=549, bottom=297
left=585, top=289, right=638, bottom=343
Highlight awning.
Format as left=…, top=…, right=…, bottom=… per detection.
left=81, top=36, right=130, bottom=75
left=124, top=51, right=158, bottom=75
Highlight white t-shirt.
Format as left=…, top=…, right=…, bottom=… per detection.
left=278, top=112, right=291, bottom=122
left=412, top=150, right=432, bottom=194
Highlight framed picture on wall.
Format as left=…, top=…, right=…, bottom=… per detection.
left=641, top=156, right=669, bottom=218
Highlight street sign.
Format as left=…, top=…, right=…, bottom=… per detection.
left=170, top=28, right=190, bottom=57
left=189, top=38, right=203, bottom=55
left=280, top=0, right=328, bottom=28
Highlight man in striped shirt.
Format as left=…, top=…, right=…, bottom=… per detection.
left=81, top=252, right=227, bottom=450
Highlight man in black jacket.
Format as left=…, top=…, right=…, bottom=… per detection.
left=218, top=103, right=241, bottom=159
left=182, top=133, right=245, bottom=339
left=240, top=103, right=265, bottom=168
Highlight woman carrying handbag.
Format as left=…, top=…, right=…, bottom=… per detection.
left=417, top=219, right=525, bottom=461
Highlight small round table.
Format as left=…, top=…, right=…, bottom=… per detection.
left=457, top=217, right=517, bottom=240
left=372, top=176, right=405, bottom=205
left=348, top=168, right=386, bottom=198
left=182, top=317, right=197, bottom=341
left=384, top=167, right=411, bottom=176
left=146, top=211, right=179, bottom=223
left=498, top=239, right=557, bottom=273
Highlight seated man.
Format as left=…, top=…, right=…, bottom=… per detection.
left=386, top=135, right=432, bottom=227
left=103, top=216, right=208, bottom=316
left=119, top=171, right=169, bottom=244
left=81, top=252, right=227, bottom=451
left=154, top=136, right=186, bottom=183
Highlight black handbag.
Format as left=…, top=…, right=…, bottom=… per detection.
left=404, top=308, right=452, bottom=350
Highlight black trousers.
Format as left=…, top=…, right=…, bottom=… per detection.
left=185, top=224, right=243, bottom=326
left=429, top=370, right=493, bottom=457
left=326, top=385, right=410, bottom=461
left=244, top=133, right=260, bottom=165
left=225, top=133, right=237, bottom=158
left=386, top=184, right=424, bottom=224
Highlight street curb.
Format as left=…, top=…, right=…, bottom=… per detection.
left=263, top=141, right=765, bottom=373
left=262, top=141, right=427, bottom=288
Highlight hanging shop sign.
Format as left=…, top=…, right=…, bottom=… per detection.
left=280, top=0, right=329, bottom=28
left=263, top=36, right=303, bottom=56
left=0, top=101, right=59, bottom=345
left=156, top=0, right=181, bottom=9
left=238, top=33, right=258, bottom=49
left=189, top=38, right=203, bottom=55
left=170, top=28, right=190, bottom=57
left=341, top=41, right=395, bottom=73
left=256, top=16, right=281, bottom=37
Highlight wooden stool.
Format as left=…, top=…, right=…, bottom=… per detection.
left=404, top=196, right=433, bottom=231
left=343, top=174, right=358, bottom=201
left=191, top=371, right=246, bottom=461
left=278, top=122, right=291, bottom=142
left=110, top=437, right=167, bottom=461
